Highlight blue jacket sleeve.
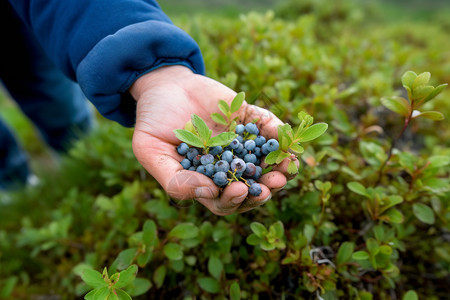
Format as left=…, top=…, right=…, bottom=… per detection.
left=8, top=0, right=205, bottom=127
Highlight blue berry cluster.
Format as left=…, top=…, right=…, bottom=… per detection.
left=176, top=123, right=280, bottom=197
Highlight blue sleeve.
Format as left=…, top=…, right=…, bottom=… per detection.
left=8, top=0, right=205, bottom=127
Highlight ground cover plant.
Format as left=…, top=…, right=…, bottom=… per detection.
left=1, top=0, right=449, bottom=299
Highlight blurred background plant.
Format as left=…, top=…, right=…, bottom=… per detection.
left=1, top=0, right=449, bottom=299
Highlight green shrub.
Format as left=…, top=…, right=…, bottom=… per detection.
left=1, top=2, right=449, bottom=299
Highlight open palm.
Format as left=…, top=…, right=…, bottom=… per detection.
left=130, top=65, right=297, bottom=215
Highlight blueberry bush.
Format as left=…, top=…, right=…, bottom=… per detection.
left=1, top=1, right=449, bottom=299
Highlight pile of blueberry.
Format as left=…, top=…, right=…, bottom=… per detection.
left=176, top=123, right=279, bottom=196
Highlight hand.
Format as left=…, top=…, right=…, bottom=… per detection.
left=129, top=65, right=298, bottom=216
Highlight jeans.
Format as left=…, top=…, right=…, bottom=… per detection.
left=0, top=1, right=93, bottom=190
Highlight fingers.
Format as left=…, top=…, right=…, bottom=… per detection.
left=196, top=181, right=248, bottom=216
left=259, top=171, right=287, bottom=193
left=236, top=184, right=272, bottom=213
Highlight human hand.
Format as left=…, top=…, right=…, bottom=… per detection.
left=129, top=65, right=298, bottom=215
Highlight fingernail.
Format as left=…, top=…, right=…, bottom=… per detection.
left=195, top=187, right=214, bottom=199
left=231, top=194, right=247, bottom=205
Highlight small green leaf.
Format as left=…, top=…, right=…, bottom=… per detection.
left=142, top=220, right=157, bottom=247
left=380, top=96, right=410, bottom=117
left=246, top=233, right=261, bottom=245
left=153, top=265, right=166, bottom=289
left=352, top=251, right=370, bottom=260
left=298, top=123, right=328, bottom=142
left=276, top=151, right=291, bottom=164
left=379, top=245, right=393, bottom=255
left=411, top=110, right=444, bottom=120
left=126, top=278, right=152, bottom=297
left=115, top=248, right=138, bottom=270
left=289, top=143, right=304, bottom=154
left=366, top=238, right=379, bottom=256
left=264, top=150, right=281, bottom=165
left=424, top=83, right=447, bottom=102
left=383, top=208, right=404, bottom=224
left=115, top=288, right=132, bottom=300
left=168, top=223, right=199, bottom=240
left=211, top=113, right=228, bottom=125
left=218, top=100, right=230, bottom=116
left=347, top=182, right=370, bottom=198
left=412, top=72, right=431, bottom=89
left=270, top=221, right=284, bottom=237
left=287, top=160, right=298, bottom=174
left=230, top=282, right=241, bottom=300
left=197, top=277, right=220, bottom=293
left=163, top=243, right=183, bottom=260
left=336, top=242, right=355, bottom=265
left=250, top=222, right=267, bottom=237
left=402, top=290, right=418, bottom=300
left=208, top=255, right=223, bottom=280
left=208, top=132, right=238, bottom=147
left=115, top=265, right=138, bottom=289
left=231, top=92, right=245, bottom=113
left=413, top=203, right=435, bottom=224
left=81, top=269, right=107, bottom=288
left=401, top=71, right=417, bottom=88
left=85, top=287, right=110, bottom=300
left=174, top=129, right=204, bottom=148
left=413, top=85, right=434, bottom=103
left=191, top=114, right=212, bottom=142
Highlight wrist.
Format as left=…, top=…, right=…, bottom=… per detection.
left=129, top=65, right=193, bottom=101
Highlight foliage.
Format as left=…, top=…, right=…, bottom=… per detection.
left=1, top=1, right=450, bottom=299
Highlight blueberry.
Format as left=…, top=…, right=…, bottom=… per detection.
left=235, top=171, right=244, bottom=179
left=249, top=183, right=262, bottom=196
left=252, top=166, right=262, bottom=180
left=215, top=160, right=230, bottom=173
left=244, top=162, right=257, bottom=177
left=261, top=143, right=270, bottom=155
left=255, top=136, right=266, bottom=147
left=209, top=146, right=222, bottom=156
left=221, top=150, right=234, bottom=163
left=236, top=135, right=244, bottom=143
left=246, top=178, right=256, bottom=186
left=213, top=171, right=228, bottom=186
left=235, top=124, right=245, bottom=134
left=253, top=147, right=262, bottom=157
left=205, top=164, right=215, bottom=177
left=245, top=123, right=259, bottom=135
left=230, top=139, right=240, bottom=150
left=235, top=148, right=248, bottom=158
left=266, top=139, right=279, bottom=152
left=201, top=154, right=214, bottom=165
left=244, top=140, right=256, bottom=151
left=192, top=155, right=202, bottom=167
left=180, top=158, right=191, bottom=169
left=188, top=166, right=196, bottom=171
left=196, top=165, right=206, bottom=175
left=187, top=148, right=199, bottom=161
left=244, top=153, right=257, bottom=164
left=231, top=158, right=246, bottom=173
left=177, top=143, right=189, bottom=155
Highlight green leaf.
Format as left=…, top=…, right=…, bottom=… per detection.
left=197, top=277, right=220, bottom=293
left=115, top=248, right=138, bottom=270
left=126, top=278, right=152, bottom=297
left=174, top=129, right=204, bottom=148
left=336, top=242, right=355, bottom=265
left=276, top=151, right=291, bottom=164
left=246, top=233, right=261, bottom=245
left=411, top=110, right=444, bottom=120
left=347, top=182, right=370, bottom=198
left=153, top=265, right=166, bottom=289
left=231, top=92, right=245, bottom=113
left=287, top=160, right=298, bottom=174
left=413, top=203, right=435, bottom=224
left=142, top=220, right=157, bottom=247
left=115, top=289, right=132, bottom=300
left=81, top=269, right=107, bottom=288
left=250, top=222, right=267, bottom=237
left=85, top=287, right=110, bottom=300
left=352, top=251, right=370, bottom=260
left=412, top=72, right=431, bottom=88
left=289, top=143, right=304, bottom=154
left=413, top=85, right=434, bottom=103
left=379, top=245, right=393, bottom=255
left=264, top=150, right=281, bottom=165
left=427, top=155, right=450, bottom=169
left=271, top=221, right=284, bottom=237
left=383, top=208, right=404, bottom=224
left=366, top=238, right=379, bottom=256
left=424, top=83, right=447, bottom=102
left=208, top=132, right=238, bottom=147
left=163, top=243, right=183, bottom=260
left=230, top=282, right=241, bottom=300
left=208, top=255, right=223, bottom=280
left=218, top=100, right=230, bottom=116
left=115, top=265, right=138, bottom=289
left=298, top=123, right=328, bottom=142
left=380, top=97, right=410, bottom=117
left=402, top=290, right=418, bottom=300
left=211, top=113, right=228, bottom=125
left=168, top=223, right=199, bottom=240
left=401, top=71, right=417, bottom=88
left=191, top=114, right=212, bottom=142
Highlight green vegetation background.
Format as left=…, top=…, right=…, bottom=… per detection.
left=1, top=0, right=449, bottom=299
